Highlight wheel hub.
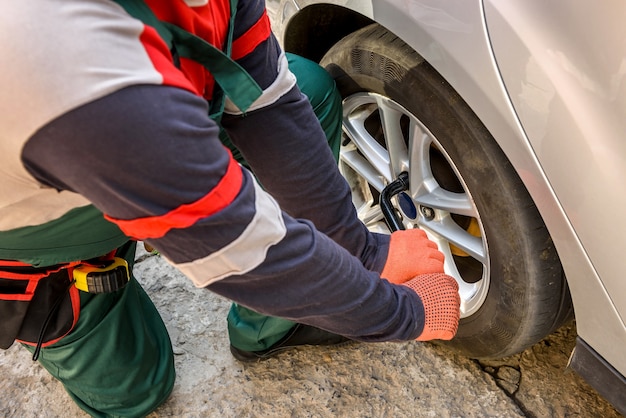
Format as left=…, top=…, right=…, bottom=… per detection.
left=398, top=192, right=417, bottom=220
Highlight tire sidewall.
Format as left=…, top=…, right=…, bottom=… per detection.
left=322, top=25, right=564, bottom=358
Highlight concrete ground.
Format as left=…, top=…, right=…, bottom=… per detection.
left=0, top=247, right=621, bottom=417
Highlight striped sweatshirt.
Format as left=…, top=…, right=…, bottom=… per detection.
left=0, top=0, right=425, bottom=341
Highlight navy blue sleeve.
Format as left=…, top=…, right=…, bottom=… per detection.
left=22, top=85, right=425, bottom=342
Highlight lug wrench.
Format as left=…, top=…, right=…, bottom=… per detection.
left=380, top=172, right=409, bottom=232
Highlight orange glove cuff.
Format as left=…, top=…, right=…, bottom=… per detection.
left=381, top=229, right=445, bottom=284
left=402, top=273, right=460, bottom=341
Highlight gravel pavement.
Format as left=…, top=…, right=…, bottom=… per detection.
left=0, top=247, right=621, bottom=417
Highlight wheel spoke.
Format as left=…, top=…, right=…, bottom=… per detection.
left=407, top=117, right=437, bottom=196
left=355, top=201, right=386, bottom=228
left=435, top=242, right=483, bottom=315
left=343, top=95, right=393, bottom=182
left=415, top=187, right=476, bottom=217
left=376, top=95, right=409, bottom=176
left=340, top=143, right=386, bottom=193
left=425, top=215, right=487, bottom=263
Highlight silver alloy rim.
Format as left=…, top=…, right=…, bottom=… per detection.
left=339, top=92, right=490, bottom=317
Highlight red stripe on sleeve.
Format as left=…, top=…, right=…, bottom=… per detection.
left=140, top=25, right=200, bottom=95
left=231, top=10, right=271, bottom=61
left=105, top=151, right=243, bottom=240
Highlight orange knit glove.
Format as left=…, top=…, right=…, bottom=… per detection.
left=381, top=229, right=445, bottom=284
left=402, top=273, right=460, bottom=341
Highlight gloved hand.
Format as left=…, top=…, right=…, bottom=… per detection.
left=403, top=273, right=460, bottom=341
left=381, top=229, right=445, bottom=284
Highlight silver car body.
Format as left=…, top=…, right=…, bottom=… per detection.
left=267, top=0, right=626, bottom=403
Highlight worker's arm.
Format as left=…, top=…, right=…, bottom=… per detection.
left=22, top=84, right=427, bottom=342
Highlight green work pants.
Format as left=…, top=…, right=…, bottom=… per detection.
left=226, top=53, right=343, bottom=351
left=24, top=242, right=175, bottom=418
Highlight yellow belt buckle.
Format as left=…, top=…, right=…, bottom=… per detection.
left=73, top=257, right=130, bottom=293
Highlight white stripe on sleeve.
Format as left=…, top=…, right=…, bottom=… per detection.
left=172, top=177, right=287, bottom=287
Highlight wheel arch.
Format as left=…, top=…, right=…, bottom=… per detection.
left=281, top=4, right=374, bottom=63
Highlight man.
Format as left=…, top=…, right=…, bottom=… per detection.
left=0, top=1, right=460, bottom=417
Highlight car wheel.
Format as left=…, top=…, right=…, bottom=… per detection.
left=320, top=24, right=573, bottom=359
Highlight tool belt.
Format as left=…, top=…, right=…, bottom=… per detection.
left=0, top=254, right=129, bottom=357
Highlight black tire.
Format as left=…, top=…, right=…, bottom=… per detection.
left=321, top=24, right=573, bottom=359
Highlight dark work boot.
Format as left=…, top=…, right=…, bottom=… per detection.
left=229, top=323, right=353, bottom=362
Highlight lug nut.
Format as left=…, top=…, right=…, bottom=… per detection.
left=420, top=206, right=435, bottom=220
